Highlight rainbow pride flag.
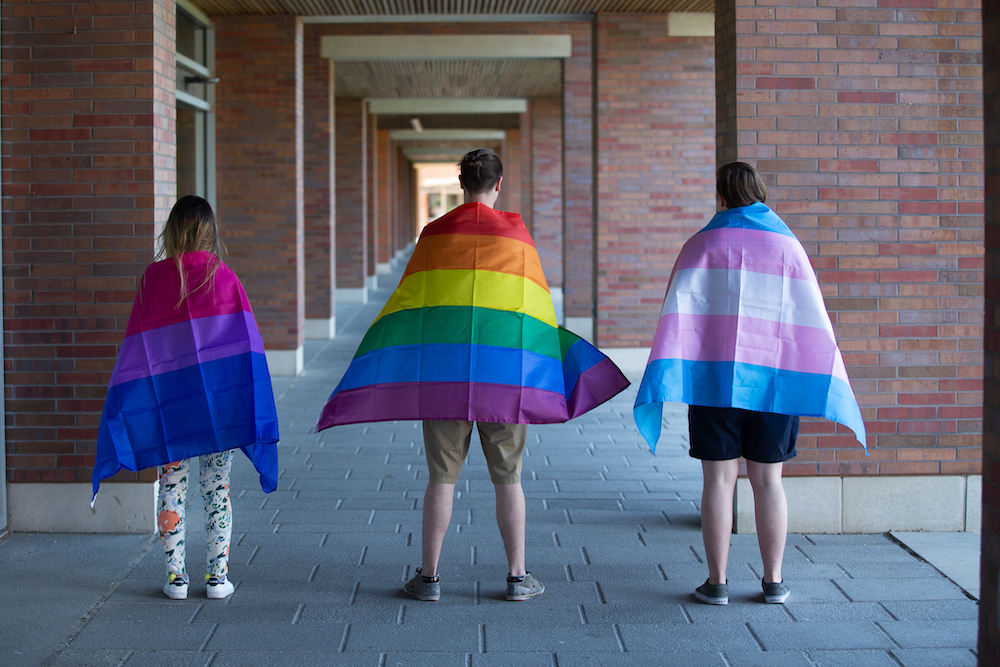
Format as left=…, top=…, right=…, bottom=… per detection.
left=93, top=251, right=279, bottom=503
left=634, top=202, right=866, bottom=452
left=316, top=202, right=629, bottom=429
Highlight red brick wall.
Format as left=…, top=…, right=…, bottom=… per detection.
left=716, top=0, right=984, bottom=473
left=1, top=0, right=175, bottom=484
left=520, top=107, right=533, bottom=231
left=532, top=97, right=564, bottom=289
left=335, top=98, right=366, bottom=289
left=596, top=13, right=717, bottom=346
left=982, top=0, right=1000, bottom=660
left=501, top=129, right=522, bottom=214
left=396, top=147, right=415, bottom=252
left=303, top=27, right=334, bottom=322
left=376, top=128, right=391, bottom=266
left=366, top=111, right=377, bottom=279
left=215, top=15, right=304, bottom=352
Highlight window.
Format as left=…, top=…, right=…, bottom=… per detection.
left=175, top=1, right=215, bottom=203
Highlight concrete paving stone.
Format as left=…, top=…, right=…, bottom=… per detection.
left=803, top=534, right=898, bottom=546
left=796, top=544, right=920, bottom=563
left=69, top=621, right=214, bottom=651
left=619, top=499, right=700, bottom=513
left=682, top=601, right=795, bottom=624
left=91, top=600, right=213, bottom=624
left=543, top=650, right=727, bottom=667
left=226, top=580, right=358, bottom=604
left=397, top=600, right=584, bottom=626
left=592, top=578, right=708, bottom=606
left=543, top=499, right=625, bottom=510
left=273, top=522, right=407, bottom=533
left=877, top=620, right=978, bottom=649
left=338, top=498, right=420, bottom=510
left=578, top=601, right=688, bottom=625
left=531, top=470, right=606, bottom=480
left=46, top=649, right=133, bottom=667
left=880, top=599, right=980, bottom=621
left=746, top=621, right=895, bottom=651
left=581, top=543, right=701, bottom=565
left=344, top=621, right=482, bottom=652
left=782, top=601, right=896, bottom=622
left=891, top=648, right=978, bottom=667
left=110, top=650, right=215, bottom=666
left=617, top=622, right=761, bottom=652
left=294, top=602, right=405, bottom=624
left=833, top=576, right=967, bottom=602
left=214, top=650, right=387, bottom=666
left=802, top=650, right=900, bottom=667
left=377, top=653, right=479, bottom=667
left=206, top=622, right=351, bottom=651
left=565, top=509, right=671, bottom=525
left=468, top=654, right=560, bottom=667
left=484, top=622, right=624, bottom=653
left=719, top=651, right=813, bottom=667
left=657, top=563, right=759, bottom=584
left=837, top=560, right=941, bottom=579
left=271, top=509, right=390, bottom=524
left=188, top=601, right=303, bottom=623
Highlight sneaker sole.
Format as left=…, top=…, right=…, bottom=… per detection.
left=764, top=592, right=789, bottom=604
left=506, top=586, right=544, bottom=601
left=404, top=587, right=440, bottom=602
left=694, top=591, right=728, bottom=605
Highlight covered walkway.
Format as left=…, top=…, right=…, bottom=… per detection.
left=0, top=260, right=979, bottom=666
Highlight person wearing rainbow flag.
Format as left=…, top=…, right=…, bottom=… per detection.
left=316, top=149, right=629, bottom=602
left=634, top=162, right=866, bottom=606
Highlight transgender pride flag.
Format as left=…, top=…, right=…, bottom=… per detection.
left=316, top=202, right=629, bottom=429
left=93, top=251, right=279, bottom=502
left=633, top=202, right=866, bottom=453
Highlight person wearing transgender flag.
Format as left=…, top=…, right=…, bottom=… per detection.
left=316, top=149, right=630, bottom=602
left=93, top=195, right=279, bottom=601
left=634, top=162, right=867, bottom=607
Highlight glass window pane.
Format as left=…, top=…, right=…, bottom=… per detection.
left=176, top=11, right=205, bottom=64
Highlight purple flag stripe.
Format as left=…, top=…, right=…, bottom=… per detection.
left=674, top=228, right=817, bottom=281
left=648, top=312, right=852, bottom=383
left=110, top=310, right=264, bottom=388
left=316, top=381, right=572, bottom=430
left=566, top=357, right=631, bottom=419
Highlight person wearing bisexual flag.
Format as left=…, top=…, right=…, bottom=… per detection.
left=634, top=162, right=866, bottom=607
left=316, top=149, right=630, bottom=602
left=93, top=195, right=280, bottom=601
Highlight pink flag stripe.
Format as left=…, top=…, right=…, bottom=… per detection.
left=673, top=227, right=818, bottom=282
left=648, top=312, right=853, bottom=384
left=125, top=258, right=253, bottom=336
left=111, top=310, right=265, bottom=388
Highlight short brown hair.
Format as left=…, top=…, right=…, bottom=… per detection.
left=459, top=148, right=503, bottom=195
left=716, top=161, right=767, bottom=209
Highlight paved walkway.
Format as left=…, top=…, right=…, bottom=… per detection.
left=0, top=260, right=981, bottom=667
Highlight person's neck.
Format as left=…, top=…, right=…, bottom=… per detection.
left=464, top=194, right=496, bottom=209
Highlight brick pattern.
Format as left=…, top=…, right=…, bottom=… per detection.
left=716, top=0, right=984, bottom=474
left=596, top=13, right=717, bottom=346
left=395, top=146, right=414, bottom=253
left=335, top=98, right=366, bottom=289
left=500, top=128, right=522, bottom=214
left=982, top=0, right=1000, bottom=660
left=303, top=28, right=334, bottom=321
left=376, top=128, right=391, bottom=266
left=519, top=106, right=533, bottom=231
left=531, top=97, right=564, bottom=288
left=215, top=15, right=304, bottom=351
left=366, top=111, right=377, bottom=278
left=0, top=0, right=175, bottom=484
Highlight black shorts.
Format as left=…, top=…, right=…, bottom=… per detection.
left=688, top=405, right=799, bottom=463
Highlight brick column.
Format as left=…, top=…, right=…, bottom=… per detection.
left=520, top=104, right=534, bottom=231
left=717, top=0, right=983, bottom=533
left=982, top=0, right=1000, bottom=660
left=532, top=97, right=564, bottom=289
left=216, top=15, right=304, bottom=377
left=303, top=25, right=335, bottom=340
left=0, top=0, right=175, bottom=531
left=376, top=128, right=392, bottom=275
left=501, top=129, right=522, bottom=214
left=596, top=13, right=716, bottom=347
left=335, top=98, right=367, bottom=303
left=366, top=111, right=378, bottom=289
left=563, top=22, right=597, bottom=340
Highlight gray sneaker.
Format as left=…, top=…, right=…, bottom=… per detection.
left=404, top=568, right=440, bottom=601
left=506, top=572, right=544, bottom=601
left=762, top=578, right=789, bottom=604
left=694, top=579, right=729, bottom=605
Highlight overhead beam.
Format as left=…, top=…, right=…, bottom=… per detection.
left=390, top=129, right=506, bottom=141
left=321, top=35, right=572, bottom=61
left=369, top=98, right=528, bottom=115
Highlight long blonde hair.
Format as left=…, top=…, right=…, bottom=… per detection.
left=156, top=195, right=226, bottom=306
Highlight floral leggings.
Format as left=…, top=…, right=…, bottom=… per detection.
left=157, top=450, right=234, bottom=580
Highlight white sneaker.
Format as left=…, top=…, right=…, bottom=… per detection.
left=206, top=575, right=234, bottom=599
left=163, top=573, right=188, bottom=600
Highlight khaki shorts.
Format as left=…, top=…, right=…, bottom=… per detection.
left=422, top=420, right=527, bottom=485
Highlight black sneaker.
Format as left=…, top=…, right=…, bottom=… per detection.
left=694, top=578, right=729, bottom=605
left=404, top=567, right=441, bottom=601
left=762, top=578, right=789, bottom=604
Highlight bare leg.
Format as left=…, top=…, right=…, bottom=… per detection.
left=746, top=460, right=787, bottom=583
left=421, top=482, right=456, bottom=576
left=495, top=482, right=526, bottom=576
left=701, top=459, right=739, bottom=585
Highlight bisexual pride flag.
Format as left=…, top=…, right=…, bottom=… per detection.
left=633, top=202, right=866, bottom=452
left=93, top=251, right=279, bottom=503
left=316, top=202, right=629, bottom=429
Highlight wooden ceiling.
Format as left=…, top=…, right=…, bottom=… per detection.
left=191, top=0, right=712, bottom=16
left=335, top=60, right=563, bottom=98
